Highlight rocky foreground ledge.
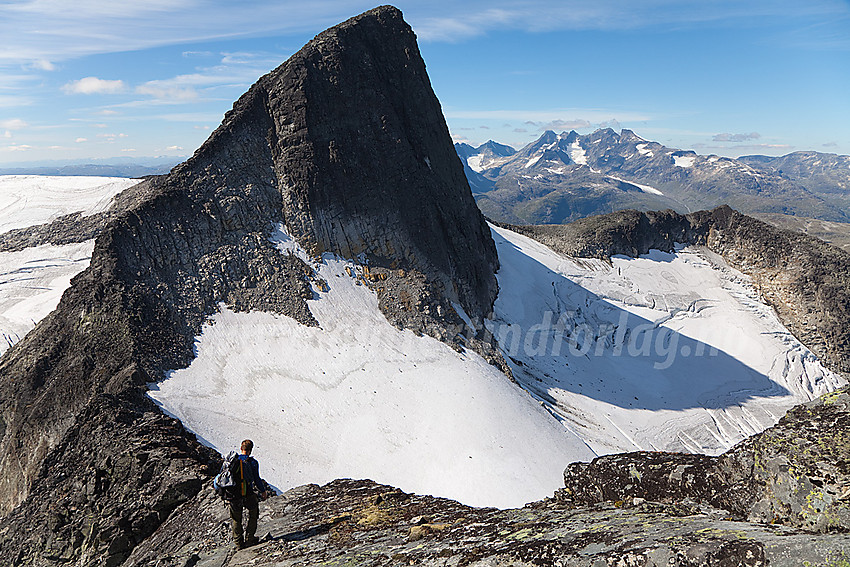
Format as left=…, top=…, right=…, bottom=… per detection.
left=125, top=477, right=848, bottom=567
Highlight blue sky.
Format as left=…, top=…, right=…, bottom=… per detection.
left=0, top=0, right=848, bottom=165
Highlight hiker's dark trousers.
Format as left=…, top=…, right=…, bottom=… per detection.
left=229, top=493, right=259, bottom=544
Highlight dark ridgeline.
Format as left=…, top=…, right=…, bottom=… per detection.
left=0, top=6, right=497, bottom=565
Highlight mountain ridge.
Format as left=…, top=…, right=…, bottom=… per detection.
left=457, top=129, right=850, bottom=225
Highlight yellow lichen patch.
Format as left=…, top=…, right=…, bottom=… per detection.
left=822, top=391, right=846, bottom=406
left=408, top=523, right=450, bottom=541
left=355, top=504, right=394, bottom=527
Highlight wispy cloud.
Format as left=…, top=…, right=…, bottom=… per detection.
left=540, top=119, right=593, bottom=131
left=713, top=132, right=761, bottom=142
left=62, top=77, right=126, bottom=94
left=136, top=82, right=200, bottom=102
left=0, top=118, right=27, bottom=130
left=2, top=0, right=845, bottom=70
left=444, top=108, right=651, bottom=123
left=27, top=58, right=55, bottom=71
left=410, top=0, right=850, bottom=41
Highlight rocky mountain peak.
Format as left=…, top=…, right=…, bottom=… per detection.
left=479, top=140, right=517, bottom=157
left=177, top=4, right=498, bottom=322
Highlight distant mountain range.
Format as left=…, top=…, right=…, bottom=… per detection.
left=0, top=157, right=181, bottom=178
left=456, top=130, right=850, bottom=224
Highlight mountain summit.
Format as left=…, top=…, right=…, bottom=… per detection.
left=179, top=4, right=498, bottom=326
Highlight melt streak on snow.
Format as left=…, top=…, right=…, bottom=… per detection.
left=148, top=224, right=596, bottom=509
left=488, top=226, right=845, bottom=456
left=0, top=175, right=139, bottom=234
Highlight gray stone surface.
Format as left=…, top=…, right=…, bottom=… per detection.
left=124, top=478, right=850, bottom=567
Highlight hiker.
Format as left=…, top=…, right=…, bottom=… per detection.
left=226, top=439, right=270, bottom=549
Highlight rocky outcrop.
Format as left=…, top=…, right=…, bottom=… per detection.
left=123, top=478, right=850, bottom=566
left=0, top=6, right=499, bottom=565
left=501, top=205, right=850, bottom=373
left=203, top=4, right=498, bottom=328
left=560, top=387, right=850, bottom=534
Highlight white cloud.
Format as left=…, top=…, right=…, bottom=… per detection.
left=28, top=58, right=55, bottom=71
left=2, top=131, right=10, bottom=138
left=7, top=144, right=32, bottom=151
left=166, top=145, right=184, bottom=151
left=120, top=148, right=136, bottom=152
left=75, top=137, right=87, bottom=143
left=0, top=118, right=27, bottom=130
left=97, top=133, right=128, bottom=141
left=0, top=0, right=845, bottom=70
left=62, top=77, right=126, bottom=95
left=532, top=119, right=593, bottom=131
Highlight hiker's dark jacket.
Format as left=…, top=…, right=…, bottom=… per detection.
left=237, top=454, right=266, bottom=496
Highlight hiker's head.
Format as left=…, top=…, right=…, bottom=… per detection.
left=240, top=439, right=254, bottom=455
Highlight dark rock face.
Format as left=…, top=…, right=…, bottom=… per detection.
left=0, top=6, right=498, bottom=565
left=223, top=5, right=498, bottom=325
left=501, top=205, right=850, bottom=373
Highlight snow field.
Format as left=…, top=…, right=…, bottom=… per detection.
left=149, top=224, right=596, bottom=509
left=0, top=175, right=140, bottom=356
left=0, top=241, right=95, bottom=356
left=0, top=175, right=139, bottom=234
left=488, top=226, right=845, bottom=456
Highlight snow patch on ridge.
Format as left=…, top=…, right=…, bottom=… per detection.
left=466, top=155, right=483, bottom=172
left=569, top=141, right=587, bottom=165
left=525, top=155, right=541, bottom=168
left=673, top=155, right=696, bottom=168
left=607, top=175, right=664, bottom=196
left=636, top=144, right=654, bottom=157
left=148, top=224, right=596, bottom=509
